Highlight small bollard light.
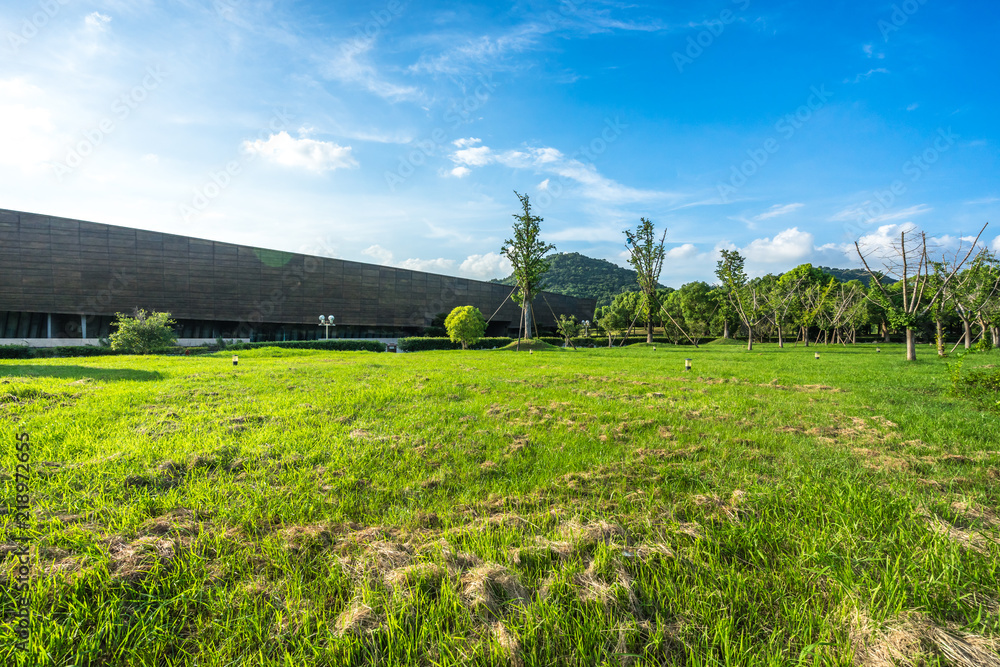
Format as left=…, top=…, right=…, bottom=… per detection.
left=684, top=358, right=692, bottom=371
left=814, top=352, right=820, bottom=360
left=529, top=349, right=533, bottom=355
left=232, top=355, right=238, bottom=366
left=876, top=347, right=881, bottom=353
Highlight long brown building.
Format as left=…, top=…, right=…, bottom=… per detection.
left=0, top=208, right=595, bottom=343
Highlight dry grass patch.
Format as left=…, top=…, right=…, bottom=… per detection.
left=849, top=610, right=1000, bottom=667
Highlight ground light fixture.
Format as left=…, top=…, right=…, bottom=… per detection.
left=319, top=314, right=336, bottom=339
left=232, top=355, right=238, bottom=366
left=815, top=352, right=820, bottom=360
left=583, top=319, right=590, bottom=336
left=685, top=358, right=692, bottom=371
left=876, top=347, right=881, bottom=353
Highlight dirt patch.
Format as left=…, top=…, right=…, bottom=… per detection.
left=105, top=535, right=177, bottom=582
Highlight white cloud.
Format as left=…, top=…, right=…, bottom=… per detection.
left=459, top=252, right=511, bottom=280
left=361, top=244, right=393, bottom=264
left=993, top=235, right=1000, bottom=252
left=667, top=243, right=698, bottom=259
left=398, top=257, right=456, bottom=272
left=85, top=12, right=112, bottom=30
left=140, top=153, right=159, bottom=164
left=907, top=102, right=919, bottom=111
left=448, top=141, right=676, bottom=204
left=452, top=137, right=482, bottom=148
left=965, top=197, right=999, bottom=205
left=452, top=144, right=493, bottom=167
left=743, top=227, right=814, bottom=263
left=752, top=203, right=804, bottom=222
left=538, top=178, right=550, bottom=190
left=449, top=166, right=471, bottom=178
left=0, top=79, right=57, bottom=173
left=854, top=223, right=919, bottom=260
left=242, top=132, right=357, bottom=172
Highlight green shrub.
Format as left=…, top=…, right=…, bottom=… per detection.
left=0, top=345, right=32, bottom=359
left=109, top=309, right=178, bottom=354
left=398, top=337, right=513, bottom=352
left=232, top=340, right=387, bottom=353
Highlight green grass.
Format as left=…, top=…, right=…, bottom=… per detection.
left=1, top=343, right=999, bottom=666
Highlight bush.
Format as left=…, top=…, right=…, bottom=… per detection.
left=230, top=340, right=387, bottom=353
left=399, top=337, right=513, bottom=352
left=948, top=359, right=1000, bottom=409
left=0, top=345, right=32, bottom=359
left=109, top=309, right=178, bottom=354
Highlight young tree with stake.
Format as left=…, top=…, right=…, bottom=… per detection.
left=624, top=217, right=667, bottom=344
left=501, top=192, right=555, bottom=342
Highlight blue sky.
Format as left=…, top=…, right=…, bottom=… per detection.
left=1, top=0, right=998, bottom=285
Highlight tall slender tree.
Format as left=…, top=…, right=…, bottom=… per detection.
left=624, top=217, right=667, bottom=344
left=715, top=249, right=765, bottom=350
left=500, top=192, right=555, bottom=341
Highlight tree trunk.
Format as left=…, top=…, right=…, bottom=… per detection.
left=746, top=325, right=753, bottom=351
left=803, top=325, right=810, bottom=347
left=777, top=322, right=783, bottom=348
left=960, top=317, right=971, bottom=349
left=992, top=326, right=999, bottom=348
left=723, top=320, right=730, bottom=339
left=906, top=327, right=916, bottom=361
left=524, top=298, right=533, bottom=340
left=882, top=321, right=890, bottom=343
left=646, top=319, right=653, bottom=345
left=608, top=333, right=613, bottom=348
left=935, top=319, right=945, bottom=356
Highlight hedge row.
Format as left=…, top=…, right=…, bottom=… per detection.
left=398, top=337, right=515, bottom=352
left=0, top=345, right=121, bottom=359
left=229, top=339, right=387, bottom=352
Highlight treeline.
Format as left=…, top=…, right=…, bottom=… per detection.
left=594, top=258, right=1000, bottom=352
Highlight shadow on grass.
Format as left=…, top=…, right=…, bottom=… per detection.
left=0, top=365, right=162, bottom=382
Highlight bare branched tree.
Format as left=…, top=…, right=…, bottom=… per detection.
left=855, top=223, right=988, bottom=360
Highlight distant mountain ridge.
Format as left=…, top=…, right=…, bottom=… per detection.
left=490, top=253, right=883, bottom=305
left=491, top=252, right=640, bottom=307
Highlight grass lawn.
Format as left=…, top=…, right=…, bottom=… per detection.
left=1, top=343, right=999, bottom=666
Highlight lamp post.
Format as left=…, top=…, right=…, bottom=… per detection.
left=582, top=319, right=590, bottom=337
left=318, top=314, right=335, bottom=339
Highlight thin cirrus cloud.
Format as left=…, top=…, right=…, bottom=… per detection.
left=447, top=138, right=677, bottom=203
left=241, top=132, right=358, bottom=172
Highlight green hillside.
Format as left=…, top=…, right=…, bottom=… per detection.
left=817, top=266, right=891, bottom=286
left=491, top=252, right=639, bottom=306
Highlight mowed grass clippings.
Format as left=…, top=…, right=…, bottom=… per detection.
left=0, top=344, right=998, bottom=666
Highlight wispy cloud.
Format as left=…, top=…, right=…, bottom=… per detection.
left=319, top=37, right=422, bottom=102
left=829, top=203, right=932, bottom=225
left=447, top=138, right=679, bottom=204
left=752, top=203, right=804, bottom=221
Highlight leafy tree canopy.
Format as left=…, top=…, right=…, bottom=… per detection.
left=109, top=309, right=178, bottom=354
left=444, top=306, right=487, bottom=350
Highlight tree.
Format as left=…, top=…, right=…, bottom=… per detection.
left=677, top=281, right=718, bottom=345
left=500, top=192, right=555, bottom=341
left=714, top=249, right=765, bottom=350
left=556, top=314, right=583, bottom=348
left=596, top=303, right=630, bottom=347
left=109, top=309, right=178, bottom=354
left=624, top=217, right=667, bottom=344
left=444, top=306, right=486, bottom=350
left=855, top=224, right=987, bottom=361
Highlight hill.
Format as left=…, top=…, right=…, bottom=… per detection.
left=817, top=266, right=891, bottom=286
left=491, top=252, right=640, bottom=306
